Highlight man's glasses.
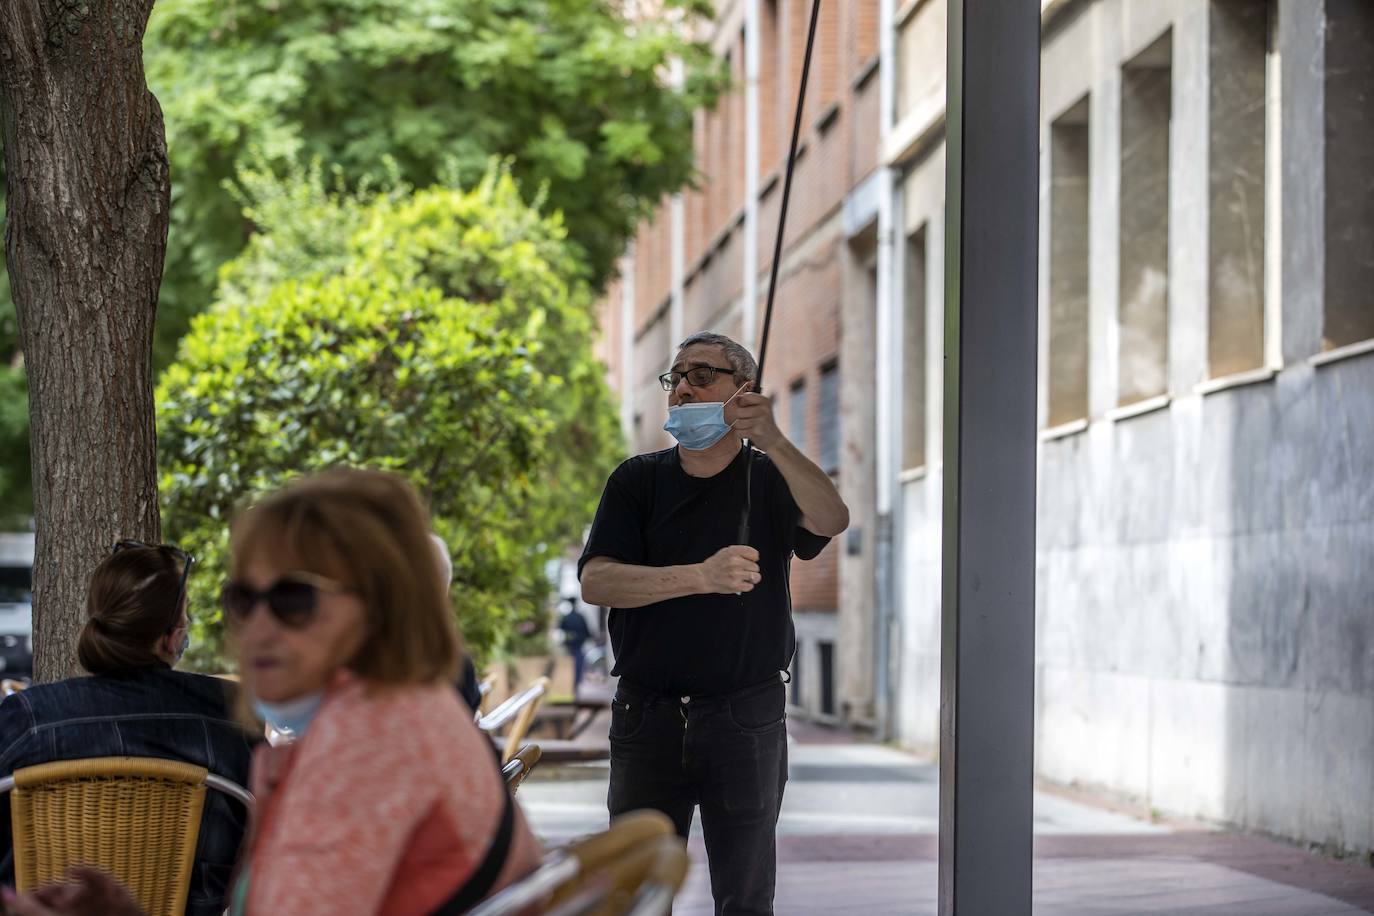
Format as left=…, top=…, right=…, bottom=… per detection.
left=112, top=539, right=194, bottom=630
left=221, top=572, right=358, bottom=630
left=658, top=365, right=736, bottom=392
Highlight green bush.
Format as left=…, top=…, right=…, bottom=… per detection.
left=157, top=165, right=621, bottom=669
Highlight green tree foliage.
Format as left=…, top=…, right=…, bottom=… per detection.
left=144, top=0, right=725, bottom=367
left=0, top=0, right=721, bottom=525
left=157, top=165, right=621, bottom=668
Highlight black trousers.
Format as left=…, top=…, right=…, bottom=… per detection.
left=607, top=677, right=788, bottom=916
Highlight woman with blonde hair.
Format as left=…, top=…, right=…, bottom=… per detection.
left=4, top=469, right=541, bottom=916
left=220, top=468, right=541, bottom=913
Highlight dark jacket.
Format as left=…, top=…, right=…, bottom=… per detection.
left=0, top=665, right=256, bottom=916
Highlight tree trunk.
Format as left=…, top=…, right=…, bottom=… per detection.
left=0, top=1, right=168, bottom=681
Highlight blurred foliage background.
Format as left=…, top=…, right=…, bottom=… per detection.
left=0, top=0, right=726, bottom=664
left=159, top=164, right=622, bottom=668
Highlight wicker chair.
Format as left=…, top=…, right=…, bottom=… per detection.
left=467, top=809, right=687, bottom=916
left=477, top=676, right=550, bottom=764
left=0, top=756, right=254, bottom=916
left=543, top=834, right=689, bottom=916
left=501, top=743, right=542, bottom=794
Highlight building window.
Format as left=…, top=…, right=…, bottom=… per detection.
left=1118, top=32, right=1173, bottom=406
left=1049, top=97, right=1091, bottom=426
left=819, top=640, right=836, bottom=717
left=1323, top=0, right=1374, bottom=349
left=789, top=378, right=808, bottom=453
left=818, top=361, right=840, bottom=474
left=902, top=226, right=928, bottom=469
left=1208, top=0, right=1270, bottom=376
left=895, top=0, right=946, bottom=126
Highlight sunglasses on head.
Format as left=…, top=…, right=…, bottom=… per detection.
left=112, top=539, right=195, bottom=631
left=220, top=572, right=357, bottom=629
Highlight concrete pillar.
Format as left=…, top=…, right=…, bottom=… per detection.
left=1088, top=6, right=1123, bottom=418
left=1278, top=0, right=1324, bottom=362
left=1168, top=0, right=1210, bottom=393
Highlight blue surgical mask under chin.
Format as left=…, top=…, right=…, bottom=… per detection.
left=664, top=402, right=735, bottom=451
left=252, top=691, right=325, bottom=739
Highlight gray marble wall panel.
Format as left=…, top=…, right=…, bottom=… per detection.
left=896, top=0, right=1371, bottom=856
left=1037, top=351, right=1374, bottom=850
left=1028, top=0, right=1373, bottom=856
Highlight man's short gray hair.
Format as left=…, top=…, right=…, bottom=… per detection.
left=677, top=331, right=758, bottom=386
left=429, top=533, right=453, bottom=589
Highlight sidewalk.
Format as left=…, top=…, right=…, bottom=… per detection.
left=516, top=720, right=1374, bottom=914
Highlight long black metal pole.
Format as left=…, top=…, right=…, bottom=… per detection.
left=938, top=0, right=1039, bottom=913
left=739, top=0, right=823, bottom=546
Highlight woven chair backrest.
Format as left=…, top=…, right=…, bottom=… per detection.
left=8, top=756, right=210, bottom=916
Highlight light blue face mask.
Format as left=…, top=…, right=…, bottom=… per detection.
left=252, top=691, right=325, bottom=738
left=663, top=385, right=748, bottom=451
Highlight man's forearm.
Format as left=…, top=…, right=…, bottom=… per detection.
left=765, top=439, right=850, bottom=536
left=581, top=558, right=705, bottom=609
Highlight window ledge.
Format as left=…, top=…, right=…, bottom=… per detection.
left=1040, top=418, right=1089, bottom=441
left=816, top=101, right=841, bottom=135
left=1311, top=337, right=1374, bottom=368
left=899, top=465, right=928, bottom=483
left=759, top=170, right=780, bottom=201
left=1194, top=365, right=1277, bottom=396
left=896, top=0, right=933, bottom=28
left=853, top=56, right=880, bottom=91
left=1107, top=394, right=1170, bottom=423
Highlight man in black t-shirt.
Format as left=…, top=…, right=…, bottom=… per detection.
left=580, top=331, right=849, bottom=916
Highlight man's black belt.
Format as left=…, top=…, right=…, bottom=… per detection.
left=616, top=672, right=784, bottom=708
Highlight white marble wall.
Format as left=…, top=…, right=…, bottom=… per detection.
left=892, top=0, right=1374, bottom=856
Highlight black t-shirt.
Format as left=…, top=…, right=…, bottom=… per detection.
left=578, top=445, right=830, bottom=696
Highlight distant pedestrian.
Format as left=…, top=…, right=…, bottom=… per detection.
left=557, top=599, right=592, bottom=691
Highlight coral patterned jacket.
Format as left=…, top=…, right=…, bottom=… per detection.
left=236, top=674, right=541, bottom=915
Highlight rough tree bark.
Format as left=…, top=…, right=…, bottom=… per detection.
left=0, top=1, right=168, bottom=680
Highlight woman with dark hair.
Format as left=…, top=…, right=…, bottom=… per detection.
left=0, top=542, right=254, bottom=916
